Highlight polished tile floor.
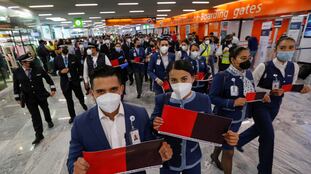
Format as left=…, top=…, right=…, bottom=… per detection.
left=0, top=77, right=310, bottom=174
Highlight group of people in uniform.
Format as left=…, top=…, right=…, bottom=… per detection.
left=12, top=33, right=310, bottom=174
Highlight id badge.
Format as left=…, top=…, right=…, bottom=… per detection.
left=230, top=85, right=239, bottom=96
left=156, top=59, right=161, bottom=65
left=133, top=52, right=137, bottom=57
left=67, top=72, right=71, bottom=79
left=130, top=129, right=141, bottom=145
left=272, top=80, right=280, bottom=90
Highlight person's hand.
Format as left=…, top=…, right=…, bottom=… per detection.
left=223, top=130, right=239, bottom=146
left=223, top=47, right=229, bottom=52
left=73, top=157, right=90, bottom=174
left=61, top=68, right=69, bottom=74
left=158, top=142, right=173, bottom=162
left=301, top=85, right=311, bottom=94
left=271, top=89, right=284, bottom=96
left=50, top=91, right=56, bottom=97
left=17, top=100, right=21, bottom=106
left=262, top=94, right=271, bottom=103
left=153, top=117, right=163, bottom=131
left=234, top=98, right=246, bottom=107
left=156, top=79, right=164, bottom=86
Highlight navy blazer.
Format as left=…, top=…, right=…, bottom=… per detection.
left=148, top=52, right=175, bottom=93
left=129, top=47, right=146, bottom=73
left=67, top=103, right=153, bottom=174
left=151, top=92, right=212, bottom=171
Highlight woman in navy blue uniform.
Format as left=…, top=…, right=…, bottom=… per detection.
left=179, top=40, right=191, bottom=60
left=237, top=36, right=310, bottom=174
left=109, top=42, right=128, bottom=99
left=185, top=44, right=211, bottom=94
left=151, top=60, right=239, bottom=174
left=209, top=46, right=258, bottom=174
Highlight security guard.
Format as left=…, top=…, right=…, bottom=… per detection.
left=216, top=35, right=234, bottom=71
left=13, top=53, right=56, bottom=145
left=83, top=43, right=111, bottom=94
left=54, top=46, right=88, bottom=124
left=148, top=38, right=175, bottom=95
left=200, top=36, right=216, bottom=75
left=237, top=36, right=310, bottom=174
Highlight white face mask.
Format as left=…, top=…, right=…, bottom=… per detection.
left=205, top=40, right=210, bottom=45
left=190, top=51, right=199, bottom=59
left=87, top=49, right=92, bottom=55
left=126, top=39, right=131, bottom=43
left=171, top=83, right=193, bottom=99
left=181, top=45, right=188, bottom=51
left=160, top=46, right=168, bottom=54
left=105, top=40, right=110, bottom=44
left=96, top=93, right=121, bottom=114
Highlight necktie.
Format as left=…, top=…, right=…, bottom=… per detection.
left=26, top=69, right=31, bottom=79
left=64, top=56, right=68, bottom=68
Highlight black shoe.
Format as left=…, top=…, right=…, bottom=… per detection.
left=137, top=94, right=141, bottom=99
left=48, top=122, right=54, bottom=128
left=130, top=81, right=134, bottom=86
left=69, top=118, right=75, bottom=124
left=210, top=153, right=223, bottom=171
left=82, top=104, right=88, bottom=111
left=32, top=136, right=44, bottom=145
left=236, top=146, right=244, bottom=153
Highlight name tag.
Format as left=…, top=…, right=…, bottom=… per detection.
left=130, top=129, right=141, bottom=145
left=36, top=74, right=41, bottom=77
left=230, top=85, right=239, bottom=96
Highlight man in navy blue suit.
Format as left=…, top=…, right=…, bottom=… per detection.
left=67, top=65, right=172, bottom=174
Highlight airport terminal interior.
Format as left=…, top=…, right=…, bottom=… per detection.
left=0, top=0, right=311, bottom=174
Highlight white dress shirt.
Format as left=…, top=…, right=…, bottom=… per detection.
left=83, top=53, right=112, bottom=84
left=253, top=58, right=300, bottom=93
left=160, top=53, right=169, bottom=69
left=98, top=102, right=126, bottom=149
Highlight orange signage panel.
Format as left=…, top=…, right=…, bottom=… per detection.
left=106, top=18, right=156, bottom=26
left=156, top=0, right=311, bottom=27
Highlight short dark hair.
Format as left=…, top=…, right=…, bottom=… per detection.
left=133, top=38, right=140, bottom=44
left=275, top=36, right=295, bottom=48
left=229, top=46, right=249, bottom=63
left=245, top=36, right=251, bottom=40
left=90, top=65, right=122, bottom=89
left=181, top=39, right=190, bottom=45
left=159, top=38, right=169, bottom=44
left=167, top=60, right=195, bottom=76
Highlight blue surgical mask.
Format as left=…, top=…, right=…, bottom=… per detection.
left=277, top=51, right=295, bottom=62
left=115, top=47, right=121, bottom=52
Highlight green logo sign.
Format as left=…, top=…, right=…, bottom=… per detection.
left=74, top=18, right=83, bottom=28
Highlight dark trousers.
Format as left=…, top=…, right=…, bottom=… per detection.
left=160, top=163, right=201, bottom=174
left=63, top=83, right=86, bottom=118
left=40, top=57, right=49, bottom=72
left=208, top=55, right=215, bottom=75
left=134, top=72, right=144, bottom=95
left=238, top=102, right=280, bottom=174
left=26, top=97, right=52, bottom=138
left=144, top=63, right=149, bottom=81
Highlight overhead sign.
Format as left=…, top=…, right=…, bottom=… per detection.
left=106, top=18, right=156, bottom=26
left=155, top=0, right=311, bottom=27
left=74, top=18, right=83, bottom=28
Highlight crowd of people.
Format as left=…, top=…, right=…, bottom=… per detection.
left=12, top=31, right=310, bottom=174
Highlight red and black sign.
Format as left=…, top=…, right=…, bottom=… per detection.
left=110, top=59, right=119, bottom=67
left=159, top=105, right=232, bottom=144
left=162, top=80, right=171, bottom=93
left=245, top=92, right=266, bottom=102
left=282, top=84, right=304, bottom=92
left=83, top=139, right=164, bottom=174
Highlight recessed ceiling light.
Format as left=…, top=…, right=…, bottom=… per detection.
left=8, top=6, right=20, bottom=9
left=83, top=20, right=92, bottom=23
left=129, top=10, right=144, bottom=13
left=157, top=14, right=168, bottom=17
left=100, top=11, right=116, bottom=14
left=75, top=4, right=98, bottom=6
left=156, top=17, right=165, bottom=20
left=157, top=2, right=176, bottom=5
left=89, top=17, right=101, bottom=19
left=38, top=14, right=53, bottom=16
left=29, top=5, right=54, bottom=8
left=94, top=22, right=103, bottom=24
left=183, top=9, right=196, bottom=12
left=61, top=21, right=72, bottom=24
left=118, top=3, right=139, bottom=5
left=192, top=1, right=209, bottom=4
left=102, top=19, right=106, bottom=21
left=46, top=17, right=66, bottom=21
left=157, top=9, right=171, bottom=12
left=68, top=12, right=85, bottom=15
